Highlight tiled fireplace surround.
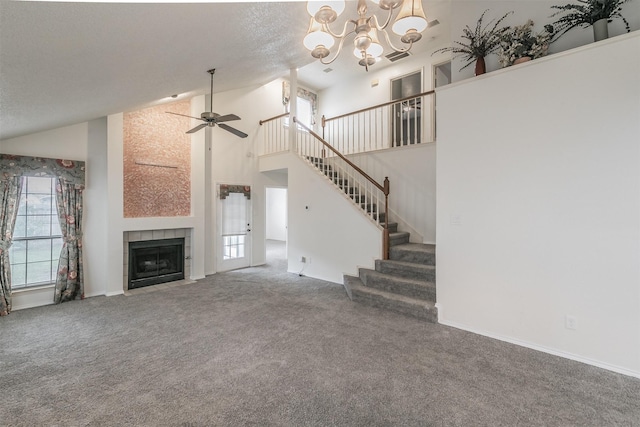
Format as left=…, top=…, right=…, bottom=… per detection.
left=123, top=228, right=192, bottom=291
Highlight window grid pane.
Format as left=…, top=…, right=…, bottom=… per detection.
left=223, top=235, right=246, bottom=260
left=10, top=176, right=62, bottom=289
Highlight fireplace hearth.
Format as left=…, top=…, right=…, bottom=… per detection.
left=128, top=238, right=185, bottom=289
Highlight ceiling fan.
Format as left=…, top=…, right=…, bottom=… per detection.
left=166, top=69, right=247, bottom=138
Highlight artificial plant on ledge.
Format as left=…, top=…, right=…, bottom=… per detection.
left=432, top=9, right=513, bottom=76
left=550, top=0, right=632, bottom=42
left=498, top=20, right=555, bottom=67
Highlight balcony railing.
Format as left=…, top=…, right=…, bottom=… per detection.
left=322, top=90, right=435, bottom=155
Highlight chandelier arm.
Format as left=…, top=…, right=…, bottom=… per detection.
left=379, top=28, right=414, bottom=53
left=323, top=19, right=357, bottom=39
left=371, top=8, right=394, bottom=31
left=319, top=33, right=353, bottom=65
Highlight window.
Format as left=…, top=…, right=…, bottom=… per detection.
left=9, top=177, right=62, bottom=289
left=285, top=96, right=314, bottom=131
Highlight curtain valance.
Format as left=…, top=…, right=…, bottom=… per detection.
left=0, top=154, right=85, bottom=187
left=282, top=81, right=318, bottom=117
left=220, top=184, right=251, bottom=200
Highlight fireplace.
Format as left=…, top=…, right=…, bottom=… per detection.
left=128, top=238, right=185, bottom=290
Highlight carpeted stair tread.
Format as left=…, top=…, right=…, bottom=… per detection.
left=359, top=268, right=435, bottom=301
left=376, top=259, right=435, bottom=281
left=390, top=243, right=436, bottom=265
left=351, top=282, right=438, bottom=322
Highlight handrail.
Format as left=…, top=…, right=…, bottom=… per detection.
left=293, top=117, right=387, bottom=195
left=294, top=117, right=390, bottom=259
left=259, top=112, right=289, bottom=126
left=323, top=90, right=435, bottom=124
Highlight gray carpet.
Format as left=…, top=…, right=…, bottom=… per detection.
left=2, top=240, right=639, bottom=426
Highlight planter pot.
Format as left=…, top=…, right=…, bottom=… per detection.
left=593, top=18, right=609, bottom=41
left=513, top=56, right=532, bottom=65
left=475, top=56, right=486, bottom=76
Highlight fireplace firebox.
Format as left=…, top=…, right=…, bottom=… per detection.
left=128, top=238, right=185, bottom=290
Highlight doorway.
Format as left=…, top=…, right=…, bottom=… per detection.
left=391, top=70, right=422, bottom=146
left=265, top=187, right=287, bottom=267
left=217, top=184, right=252, bottom=272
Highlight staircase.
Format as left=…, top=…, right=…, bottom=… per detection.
left=345, top=241, right=437, bottom=322
left=307, top=156, right=437, bottom=323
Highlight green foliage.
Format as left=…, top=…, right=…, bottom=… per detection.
left=432, top=9, right=513, bottom=71
left=498, top=21, right=555, bottom=67
left=550, top=0, right=632, bottom=39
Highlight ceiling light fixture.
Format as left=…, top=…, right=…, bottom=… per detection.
left=303, top=0, right=428, bottom=71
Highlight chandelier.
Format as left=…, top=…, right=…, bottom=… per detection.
left=303, top=0, right=429, bottom=71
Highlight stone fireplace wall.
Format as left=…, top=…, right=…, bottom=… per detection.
left=123, top=228, right=192, bottom=291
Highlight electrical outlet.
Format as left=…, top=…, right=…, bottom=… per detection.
left=300, top=256, right=306, bottom=263
left=565, top=315, right=577, bottom=330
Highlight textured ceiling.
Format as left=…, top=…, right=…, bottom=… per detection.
left=0, top=0, right=450, bottom=140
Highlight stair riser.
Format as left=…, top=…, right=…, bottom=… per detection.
left=389, top=233, right=410, bottom=246
left=389, top=248, right=435, bottom=265
left=359, top=271, right=436, bottom=302
left=376, top=260, right=435, bottom=282
left=352, top=289, right=438, bottom=323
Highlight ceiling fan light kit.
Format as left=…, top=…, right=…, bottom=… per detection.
left=303, top=0, right=429, bottom=71
left=166, top=69, right=248, bottom=138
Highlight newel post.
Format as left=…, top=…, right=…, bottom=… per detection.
left=383, top=176, right=390, bottom=260
left=289, top=68, right=298, bottom=153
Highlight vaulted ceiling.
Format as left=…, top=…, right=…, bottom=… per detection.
left=0, top=1, right=450, bottom=140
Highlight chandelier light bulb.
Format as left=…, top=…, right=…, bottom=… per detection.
left=307, top=1, right=345, bottom=23
left=392, top=0, right=428, bottom=36
left=353, top=27, right=383, bottom=59
left=303, top=17, right=335, bottom=51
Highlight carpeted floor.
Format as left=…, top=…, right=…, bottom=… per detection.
left=2, top=240, right=639, bottom=426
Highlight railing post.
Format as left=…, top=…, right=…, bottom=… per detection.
left=383, top=177, right=390, bottom=260
left=289, top=68, right=298, bottom=153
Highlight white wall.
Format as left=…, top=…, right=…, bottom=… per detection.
left=442, top=1, right=640, bottom=82
left=0, top=120, right=108, bottom=309
left=346, top=143, right=437, bottom=243
left=266, top=187, right=287, bottom=241
left=261, top=152, right=381, bottom=284
left=209, top=78, right=286, bottom=271
left=436, top=33, right=640, bottom=377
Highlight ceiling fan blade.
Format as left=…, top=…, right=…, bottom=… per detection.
left=186, top=123, right=208, bottom=134
left=166, top=111, right=204, bottom=121
left=218, top=123, right=248, bottom=138
left=214, top=114, right=241, bottom=123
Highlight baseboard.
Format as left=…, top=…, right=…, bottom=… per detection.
left=105, top=290, right=124, bottom=297
left=438, top=318, right=640, bottom=380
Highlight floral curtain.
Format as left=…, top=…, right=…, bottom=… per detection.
left=219, top=184, right=251, bottom=200
left=282, top=80, right=318, bottom=123
left=54, top=179, right=84, bottom=303
left=0, top=177, right=23, bottom=316
left=0, top=154, right=85, bottom=309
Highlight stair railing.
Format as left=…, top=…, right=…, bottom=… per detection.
left=258, top=112, right=290, bottom=155
left=293, top=117, right=391, bottom=260
left=322, top=90, right=435, bottom=155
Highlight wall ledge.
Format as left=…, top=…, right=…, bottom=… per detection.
left=437, top=31, right=640, bottom=93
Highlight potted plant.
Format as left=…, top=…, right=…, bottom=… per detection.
left=433, top=9, right=513, bottom=76
left=498, top=20, right=555, bottom=67
left=550, top=0, right=632, bottom=42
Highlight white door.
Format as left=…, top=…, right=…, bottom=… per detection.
left=217, top=185, right=252, bottom=272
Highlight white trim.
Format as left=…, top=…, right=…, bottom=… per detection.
left=438, top=317, right=640, bottom=380
left=105, top=290, right=124, bottom=297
